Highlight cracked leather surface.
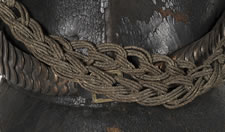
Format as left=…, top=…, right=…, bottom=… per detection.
left=0, top=0, right=225, bottom=131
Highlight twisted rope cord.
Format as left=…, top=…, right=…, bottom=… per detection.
left=0, top=0, right=225, bottom=109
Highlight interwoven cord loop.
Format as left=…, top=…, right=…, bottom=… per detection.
left=0, top=0, right=225, bottom=109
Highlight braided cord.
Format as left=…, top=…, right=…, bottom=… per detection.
left=0, top=0, right=225, bottom=109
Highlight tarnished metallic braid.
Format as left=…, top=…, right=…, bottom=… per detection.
left=0, top=31, right=77, bottom=96
left=171, top=11, right=225, bottom=65
left=0, top=0, right=225, bottom=109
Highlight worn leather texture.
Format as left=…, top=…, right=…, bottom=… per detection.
left=0, top=0, right=225, bottom=131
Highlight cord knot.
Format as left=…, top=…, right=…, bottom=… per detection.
left=1, top=0, right=15, bottom=7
